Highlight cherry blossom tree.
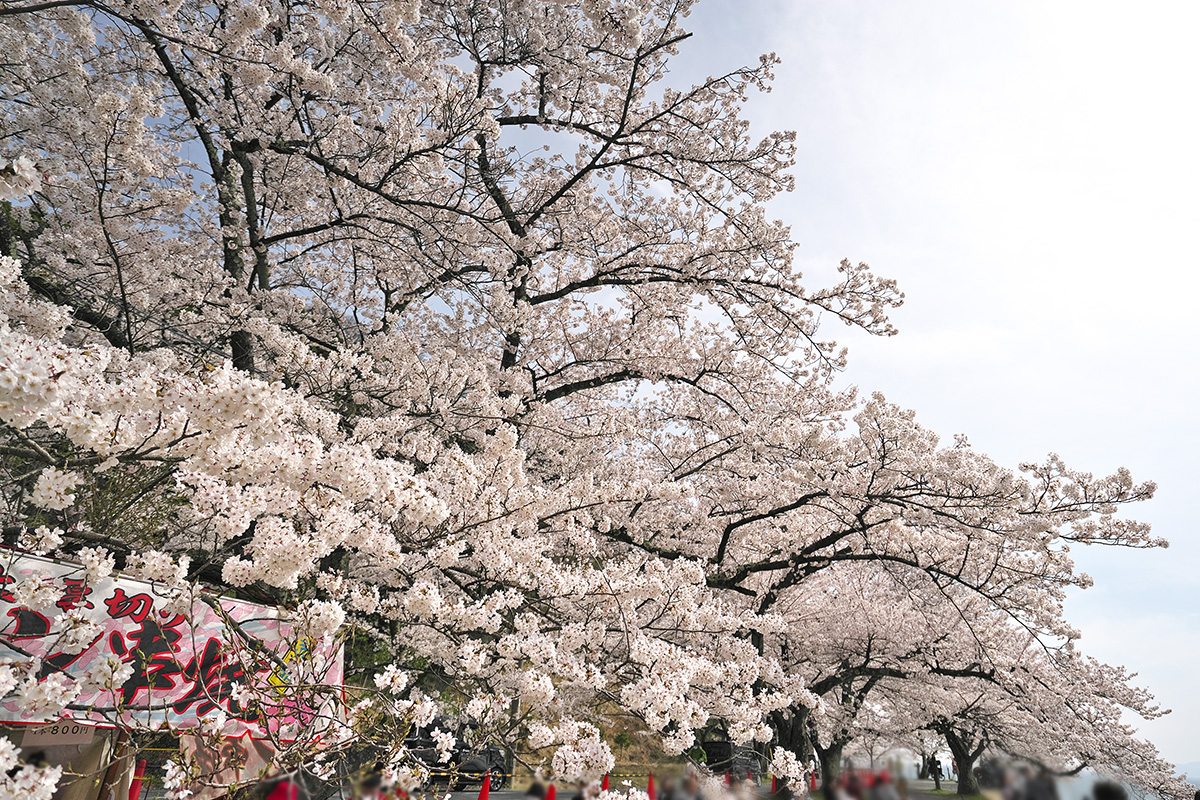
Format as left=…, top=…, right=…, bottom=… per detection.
left=578, top=386, right=1174, bottom=776
left=0, top=0, right=901, bottom=794
left=762, top=564, right=1189, bottom=799
left=912, top=639, right=1193, bottom=800
left=0, top=0, right=1186, bottom=798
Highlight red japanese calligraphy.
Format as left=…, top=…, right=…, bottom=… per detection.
left=104, top=587, right=154, bottom=623
left=56, top=578, right=93, bottom=611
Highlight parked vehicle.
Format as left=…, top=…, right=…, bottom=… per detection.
left=700, top=740, right=763, bottom=780
left=407, top=718, right=506, bottom=790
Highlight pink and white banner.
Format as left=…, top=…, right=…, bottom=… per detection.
left=0, top=551, right=342, bottom=737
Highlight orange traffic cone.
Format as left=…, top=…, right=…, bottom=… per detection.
left=648, top=772, right=656, bottom=800
left=548, top=784, right=557, bottom=800
left=602, top=775, right=609, bottom=791
left=771, top=776, right=777, bottom=793
left=478, top=774, right=492, bottom=800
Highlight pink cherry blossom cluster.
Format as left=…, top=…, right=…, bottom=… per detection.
left=0, top=0, right=1187, bottom=797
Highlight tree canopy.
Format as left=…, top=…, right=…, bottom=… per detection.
left=0, top=1, right=1187, bottom=798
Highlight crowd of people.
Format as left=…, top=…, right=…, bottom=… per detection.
left=524, top=772, right=717, bottom=800
left=522, top=769, right=907, bottom=800
left=818, top=770, right=905, bottom=800
left=350, top=762, right=1193, bottom=800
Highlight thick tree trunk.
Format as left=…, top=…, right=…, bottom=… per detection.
left=943, top=731, right=982, bottom=796
left=771, top=705, right=815, bottom=794
left=816, top=741, right=844, bottom=800
left=777, top=706, right=814, bottom=763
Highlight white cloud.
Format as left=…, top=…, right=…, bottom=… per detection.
left=682, top=0, right=1200, bottom=764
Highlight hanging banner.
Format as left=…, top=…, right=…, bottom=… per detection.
left=0, top=551, right=342, bottom=737
left=180, top=734, right=279, bottom=800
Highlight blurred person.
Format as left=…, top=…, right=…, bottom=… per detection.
left=1092, top=782, right=1127, bottom=800
left=572, top=780, right=599, bottom=800
left=681, top=773, right=706, bottom=800
left=869, top=772, right=900, bottom=800
left=1025, top=769, right=1058, bottom=800
left=834, top=774, right=846, bottom=799
left=1003, top=766, right=1029, bottom=800
left=659, top=775, right=680, bottom=800
left=735, top=776, right=757, bottom=800
left=526, top=782, right=548, bottom=800
left=844, top=771, right=865, bottom=800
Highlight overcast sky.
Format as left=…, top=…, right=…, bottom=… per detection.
left=678, top=0, right=1200, bottom=766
